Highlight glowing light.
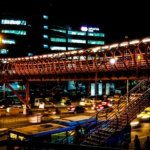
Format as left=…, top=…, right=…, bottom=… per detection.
left=109, top=43, right=119, bottom=49
left=92, top=47, right=101, bottom=52
left=47, top=54, right=52, bottom=57
left=78, top=50, right=84, bottom=53
left=81, top=26, right=88, bottom=32
left=25, top=57, right=29, bottom=60
left=129, top=40, right=140, bottom=45
left=120, top=42, right=128, bottom=47
left=102, top=45, right=109, bottom=50
left=110, top=58, right=116, bottom=65
left=137, top=54, right=141, bottom=60
left=142, top=37, right=150, bottom=43
left=42, top=55, right=48, bottom=58
left=33, top=56, right=38, bottom=59
left=70, top=51, right=77, bottom=54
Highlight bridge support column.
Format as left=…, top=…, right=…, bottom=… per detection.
left=5, top=82, right=25, bottom=104
left=25, top=81, right=30, bottom=107
left=23, top=81, right=31, bottom=115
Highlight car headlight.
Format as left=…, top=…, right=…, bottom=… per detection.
left=130, top=121, right=139, bottom=126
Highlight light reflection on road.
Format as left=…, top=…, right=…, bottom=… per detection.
left=129, top=122, right=150, bottom=149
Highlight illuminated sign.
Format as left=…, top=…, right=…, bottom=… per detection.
left=81, top=26, right=100, bottom=32
left=88, top=27, right=100, bottom=32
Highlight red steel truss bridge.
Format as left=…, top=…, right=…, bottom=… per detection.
left=0, top=37, right=150, bottom=105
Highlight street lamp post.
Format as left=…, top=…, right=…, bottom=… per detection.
left=126, top=79, right=129, bottom=104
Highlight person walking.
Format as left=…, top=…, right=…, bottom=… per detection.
left=134, top=135, right=141, bottom=150
left=145, top=136, right=150, bottom=150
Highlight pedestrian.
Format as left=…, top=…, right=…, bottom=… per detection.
left=145, top=136, right=150, bottom=150
left=134, top=135, right=141, bottom=150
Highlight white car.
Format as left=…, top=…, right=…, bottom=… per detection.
left=130, top=118, right=140, bottom=128
left=79, top=99, right=94, bottom=106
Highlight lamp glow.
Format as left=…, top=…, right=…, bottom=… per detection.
left=110, top=58, right=116, bottom=65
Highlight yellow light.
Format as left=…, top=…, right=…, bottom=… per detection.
left=0, top=36, right=3, bottom=43
left=137, top=54, right=141, bottom=60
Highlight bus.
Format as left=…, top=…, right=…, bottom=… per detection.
left=9, top=122, right=75, bottom=144
left=9, top=115, right=96, bottom=144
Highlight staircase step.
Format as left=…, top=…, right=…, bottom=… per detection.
left=82, top=80, right=150, bottom=146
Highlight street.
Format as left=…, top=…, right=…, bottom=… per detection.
left=129, top=122, right=150, bottom=149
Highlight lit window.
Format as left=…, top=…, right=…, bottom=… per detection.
left=43, top=25, right=48, bottom=29
left=68, top=47, right=79, bottom=50
left=1, top=19, right=27, bottom=25
left=68, top=31, right=86, bottom=36
left=43, top=15, right=48, bottom=19
left=88, top=33, right=105, bottom=37
left=0, top=49, right=9, bottom=54
left=68, top=39, right=86, bottom=44
left=43, top=35, right=48, bottom=39
left=28, top=53, right=33, bottom=56
left=2, top=39, right=16, bottom=44
left=1, top=30, right=26, bottom=35
left=50, top=46, right=66, bottom=51
left=50, top=46, right=79, bottom=51
left=50, top=38, right=66, bottom=43
left=88, top=40, right=105, bottom=45
left=51, top=29, right=66, bottom=33
left=43, top=44, right=48, bottom=48
left=10, top=133, right=17, bottom=139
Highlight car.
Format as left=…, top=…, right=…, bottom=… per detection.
left=137, top=107, right=150, bottom=121
left=79, top=98, right=95, bottom=106
left=60, top=97, right=70, bottom=106
left=0, top=105, right=5, bottom=108
left=94, top=101, right=113, bottom=112
left=64, top=100, right=71, bottom=106
left=95, top=104, right=113, bottom=112
left=67, top=105, right=85, bottom=114
left=130, top=118, right=141, bottom=128
left=107, top=95, right=120, bottom=104
left=144, top=106, right=150, bottom=112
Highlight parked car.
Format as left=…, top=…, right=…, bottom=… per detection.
left=67, top=105, right=85, bottom=114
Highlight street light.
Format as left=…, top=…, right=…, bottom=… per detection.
left=109, top=57, right=117, bottom=65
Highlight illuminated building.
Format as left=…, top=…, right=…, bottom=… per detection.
left=0, top=14, right=30, bottom=57
left=0, top=11, right=105, bottom=57
left=0, top=12, right=49, bottom=57
left=49, top=25, right=105, bottom=52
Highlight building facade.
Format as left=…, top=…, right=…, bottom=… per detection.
left=0, top=12, right=105, bottom=57
left=49, top=25, right=105, bottom=52
left=0, top=13, right=30, bottom=57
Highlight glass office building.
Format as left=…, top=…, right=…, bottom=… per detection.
left=50, top=25, right=105, bottom=52
left=0, top=14, right=30, bottom=57
left=0, top=12, right=105, bottom=57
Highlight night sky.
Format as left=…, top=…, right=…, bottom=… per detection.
left=0, top=0, right=149, bottom=44
left=50, top=0, right=150, bottom=44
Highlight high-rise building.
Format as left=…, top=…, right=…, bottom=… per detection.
left=0, top=13, right=30, bottom=57
left=0, top=16, right=105, bottom=57
left=49, top=25, right=105, bottom=52
left=0, top=2, right=105, bottom=57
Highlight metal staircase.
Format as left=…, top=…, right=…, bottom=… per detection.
left=81, top=79, right=150, bottom=147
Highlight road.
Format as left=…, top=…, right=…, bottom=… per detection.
left=129, top=122, right=150, bottom=149
left=1, top=105, right=150, bottom=150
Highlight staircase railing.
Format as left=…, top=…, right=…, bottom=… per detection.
left=81, top=79, right=150, bottom=147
